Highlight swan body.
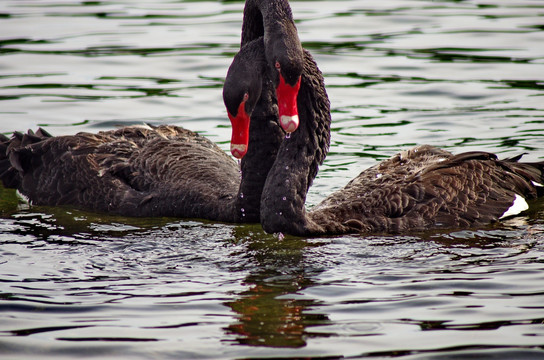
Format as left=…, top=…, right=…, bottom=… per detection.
left=0, top=0, right=305, bottom=222
left=0, top=37, right=281, bottom=221
left=0, top=125, right=244, bottom=220
left=302, top=146, right=544, bottom=235
left=222, top=4, right=544, bottom=236
left=258, top=65, right=544, bottom=235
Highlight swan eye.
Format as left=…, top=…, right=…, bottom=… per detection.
left=275, top=61, right=281, bottom=71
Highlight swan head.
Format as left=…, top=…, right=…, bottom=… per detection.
left=266, top=20, right=304, bottom=134
left=275, top=67, right=301, bottom=133
left=223, top=39, right=265, bottom=159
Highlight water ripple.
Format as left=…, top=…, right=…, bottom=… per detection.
left=1, top=0, right=544, bottom=359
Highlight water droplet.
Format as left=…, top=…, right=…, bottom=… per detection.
left=285, top=165, right=289, bottom=170
left=282, top=196, right=287, bottom=201
left=279, top=211, right=283, bottom=216
left=285, top=133, right=291, bottom=139
left=241, top=208, right=245, bottom=212
left=277, top=232, right=285, bottom=241
left=240, top=192, right=244, bottom=199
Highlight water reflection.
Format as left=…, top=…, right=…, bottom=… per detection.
left=225, top=230, right=329, bottom=348
left=226, top=276, right=318, bottom=348
left=224, top=217, right=544, bottom=355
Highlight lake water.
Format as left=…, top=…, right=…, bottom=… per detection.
left=1, top=0, right=544, bottom=359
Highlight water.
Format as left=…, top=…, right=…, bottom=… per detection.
left=1, top=0, right=544, bottom=358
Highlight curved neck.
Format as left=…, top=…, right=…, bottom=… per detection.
left=242, top=0, right=303, bottom=77
left=234, top=0, right=304, bottom=223
left=235, top=113, right=284, bottom=222
left=232, top=40, right=284, bottom=222
left=242, top=0, right=296, bottom=45
left=260, top=50, right=331, bottom=235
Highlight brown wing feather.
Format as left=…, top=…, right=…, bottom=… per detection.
left=0, top=125, right=240, bottom=220
left=310, top=145, right=543, bottom=234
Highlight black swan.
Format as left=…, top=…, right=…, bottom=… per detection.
left=224, top=17, right=544, bottom=237
left=0, top=0, right=303, bottom=222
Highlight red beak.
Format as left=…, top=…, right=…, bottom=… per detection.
left=228, top=100, right=250, bottom=159
left=276, top=74, right=301, bottom=133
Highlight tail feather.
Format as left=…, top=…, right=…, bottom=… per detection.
left=36, top=127, right=53, bottom=138
left=0, top=132, right=19, bottom=188
left=526, top=161, right=544, bottom=197
left=504, top=156, right=544, bottom=198
left=0, top=128, right=53, bottom=189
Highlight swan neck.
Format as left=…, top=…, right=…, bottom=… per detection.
left=233, top=39, right=284, bottom=222
left=260, top=52, right=331, bottom=235
left=242, top=0, right=297, bottom=45
left=236, top=113, right=284, bottom=222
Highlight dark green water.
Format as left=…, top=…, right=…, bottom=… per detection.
left=1, top=0, right=544, bottom=359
